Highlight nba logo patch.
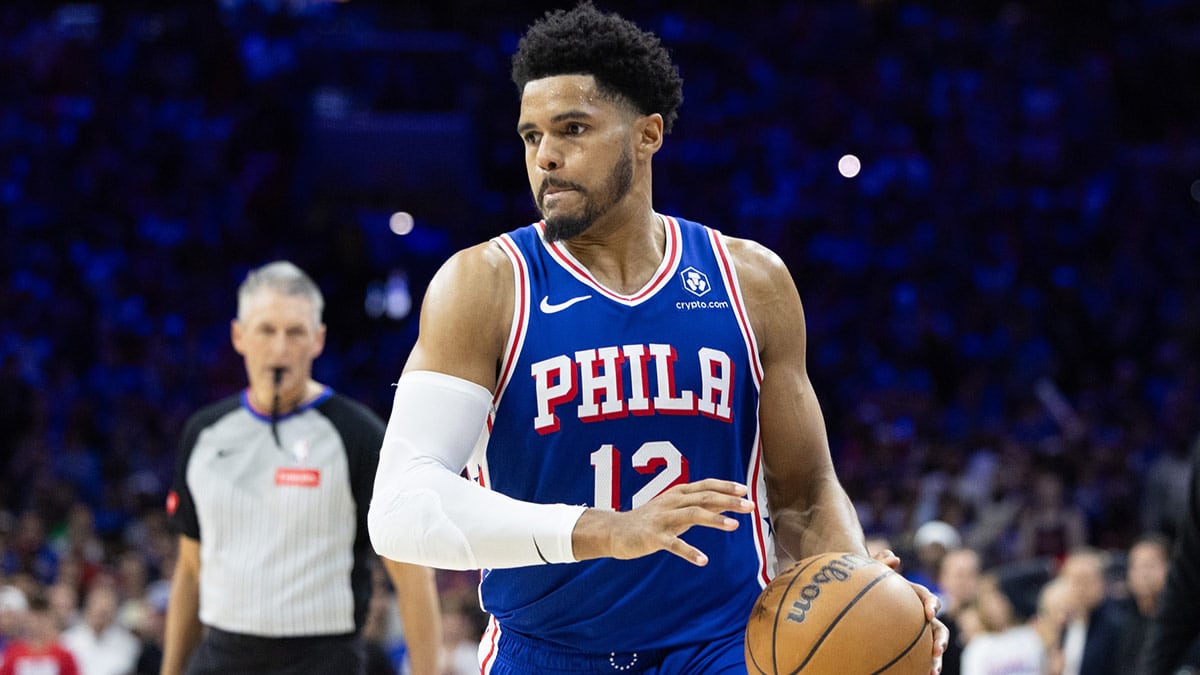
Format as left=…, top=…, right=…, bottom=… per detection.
left=680, top=266, right=711, bottom=297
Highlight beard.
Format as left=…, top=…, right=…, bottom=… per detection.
left=537, top=146, right=634, bottom=242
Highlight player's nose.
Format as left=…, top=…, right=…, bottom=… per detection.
left=535, top=136, right=563, bottom=172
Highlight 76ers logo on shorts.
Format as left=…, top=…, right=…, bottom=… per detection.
left=679, top=266, right=711, bottom=297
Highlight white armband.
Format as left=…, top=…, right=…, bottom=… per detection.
left=368, top=370, right=586, bottom=570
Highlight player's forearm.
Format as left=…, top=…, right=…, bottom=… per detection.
left=369, top=371, right=585, bottom=569
left=370, top=460, right=585, bottom=569
left=772, top=476, right=868, bottom=564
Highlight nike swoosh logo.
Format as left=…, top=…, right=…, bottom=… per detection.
left=539, top=294, right=592, bottom=314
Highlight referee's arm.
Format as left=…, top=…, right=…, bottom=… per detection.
left=161, top=535, right=202, bottom=675
left=381, top=558, right=443, bottom=675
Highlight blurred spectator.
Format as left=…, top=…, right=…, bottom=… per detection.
left=1, top=512, right=58, bottom=586
left=50, top=506, right=106, bottom=596
left=360, top=584, right=397, bottom=675
left=960, top=574, right=1045, bottom=675
left=1032, top=578, right=1071, bottom=675
left=907, top=519, right=961, bottom=592
left=60, top=585, right=139, bottom=675
left=113, top=552, right=149, bottom=631
left=0, top=585, right=29, bottom=657
left=1140, top=438, right=1200, bottom=674
left=938, top=548, right=982, bottom=617
left=45, top=582, right=79, bottom=633
left=439, top=593, right=486, bottom=675
left=0, top=593, right=78, bottom=675
left=1116, top=533, right=1170, bottom=672
left=131, top=582, right=168, bottom=675
left=937, top=547, right=981, bottom=675
left=954, top=603, right=984, bottom=653
left=1015, top=471, right=1088, bottom=563
left=1141, top=436, right=1196, bottom=538
left=1056, top=547, right=1127, bottom=675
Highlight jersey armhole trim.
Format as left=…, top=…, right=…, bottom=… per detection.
left=708, top=229, right=764, bottom=387
left=491, top=234, right=530, bottom=410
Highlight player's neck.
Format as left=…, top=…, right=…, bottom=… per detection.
left=559, top=208, right=665, bottom=295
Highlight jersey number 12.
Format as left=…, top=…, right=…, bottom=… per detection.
left=590, top=441, right=689, bottom=511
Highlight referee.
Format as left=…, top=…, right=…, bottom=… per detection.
left=161, top=261, right=442, bottom=675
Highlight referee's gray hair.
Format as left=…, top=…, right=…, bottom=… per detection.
left=236, top=261, right=324, bottom=326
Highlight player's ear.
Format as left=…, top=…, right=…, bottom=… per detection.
left=636, top=113, right=663, bottom=158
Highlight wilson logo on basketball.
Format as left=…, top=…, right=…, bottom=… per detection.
left=745, top=551, right=931, bottom=674
left=785, top=553, right=873, bottom=624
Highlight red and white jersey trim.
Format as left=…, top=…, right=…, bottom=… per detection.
left=478, top=233, right=534, bottom=492
left=493, top=234, right=531, bottom=408
left=536, top=215, right=683, bottom=306
left=479, top=614, right=502, bottom=674
left=708, top=229, right=764, bottom=387
left=708, top=228, right=771, bottom=584
left=747, top=429, right=774, bottom=587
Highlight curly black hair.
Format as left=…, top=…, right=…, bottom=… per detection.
left=510, top=1, right=684, bottom=134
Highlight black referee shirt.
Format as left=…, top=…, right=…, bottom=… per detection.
left=169, top=388, right=384, bottom=637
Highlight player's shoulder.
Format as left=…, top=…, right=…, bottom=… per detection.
left=420, top=234, right=525, bottom=334
left=413, top=236, right=520, bottom=371
left=433, top=238, right=516, bottom=294
left=715, top=233, right=792, bottom=290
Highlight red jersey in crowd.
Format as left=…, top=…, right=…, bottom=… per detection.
left=0, top=641, right=80, bottom=675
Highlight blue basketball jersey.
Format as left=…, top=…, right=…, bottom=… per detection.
left=474, top=215, right=774, bottom=654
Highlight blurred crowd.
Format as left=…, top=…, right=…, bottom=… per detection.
left=1, top=1, right=1198, bottom=673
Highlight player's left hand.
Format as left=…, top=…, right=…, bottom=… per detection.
left=873, top=549, right=948, bottom=675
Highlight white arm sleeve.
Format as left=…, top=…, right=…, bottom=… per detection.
left=368, top=370, right=587, bottom=570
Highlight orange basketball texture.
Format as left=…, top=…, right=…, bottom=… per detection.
left=745, top=552, right=932, bottom=674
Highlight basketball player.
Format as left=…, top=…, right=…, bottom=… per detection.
left=163, top=262, right=442, bottom=675
left=369, top=3, right=947, bottom=672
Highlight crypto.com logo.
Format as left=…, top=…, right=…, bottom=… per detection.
left=679, top=266, right=711, bottom=297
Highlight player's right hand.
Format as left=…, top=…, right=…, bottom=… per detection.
left=603, top=479, right=756, bottom=566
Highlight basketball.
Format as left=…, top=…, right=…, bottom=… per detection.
left=745, top=552, right=932, bottom=674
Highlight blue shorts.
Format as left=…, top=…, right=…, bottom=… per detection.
left=479, top=617, right=747, bottom=674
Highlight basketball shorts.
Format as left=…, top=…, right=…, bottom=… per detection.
left=479, top=619, right=748, bottom=674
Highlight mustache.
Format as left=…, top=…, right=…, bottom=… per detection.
left=538, top=178, right=585, bottom=204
